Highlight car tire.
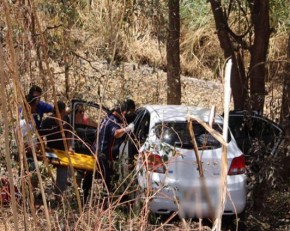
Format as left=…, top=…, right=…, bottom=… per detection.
left=222, top=212, right=247, bottom=231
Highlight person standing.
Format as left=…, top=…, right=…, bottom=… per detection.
left=72, top=103, right=99, bottom=188
left=39, top=101, right=72, bottom=198
left=83, top=99, right=136, bottom=202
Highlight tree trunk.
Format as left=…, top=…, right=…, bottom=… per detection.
left=166, top=0, right=181, bottom=105
left=209, top=0, right=247, bottom=110
left=248, top=0, right=270, bottom=113
left=281, top=34, right=290, bottom=151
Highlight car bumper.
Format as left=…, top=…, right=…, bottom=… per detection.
left=142, top=173, right=246, bottom=218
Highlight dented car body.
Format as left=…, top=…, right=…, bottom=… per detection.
left=127, top=105, right=247, bottom=218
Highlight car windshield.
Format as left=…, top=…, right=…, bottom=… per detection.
left=154, top=122, right=228, bottom=150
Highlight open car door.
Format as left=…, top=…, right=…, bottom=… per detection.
left=45, top=99, right=109, bottom=171
left=70, top=99, right=109, bottom=155
left=227, top=111, right=284, bottom=157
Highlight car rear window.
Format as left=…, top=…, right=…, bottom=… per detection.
left=154, top=122, right=229, bottom=150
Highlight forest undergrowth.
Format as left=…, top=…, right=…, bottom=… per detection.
left=0, top=62, right=289, bottom=231
left=0, top=0, right=289, bottom=230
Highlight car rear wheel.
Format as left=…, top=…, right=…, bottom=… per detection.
left=222, top=211, right=246, bottom=231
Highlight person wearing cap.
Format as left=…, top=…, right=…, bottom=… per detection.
left=82, top=99, right=136, bottom=203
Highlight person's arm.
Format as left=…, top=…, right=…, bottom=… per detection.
left=114, top=123, right=134, bottom=138
left=18, top=119, right=33, bottom=156
left=114, top=128, right=126, bottom=139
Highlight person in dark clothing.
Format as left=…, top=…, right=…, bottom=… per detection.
left=20, top=85, right=53, bottom=129
left=40, top=101, right=72, bottom=196
left=82, top=99, right=136, bottom=203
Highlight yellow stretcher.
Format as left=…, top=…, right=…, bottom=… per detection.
left=45, top=148, right=96, bottom=171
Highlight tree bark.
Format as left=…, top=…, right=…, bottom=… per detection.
left=248, top=0, right=270, bottom=113
left=281, top=34, right=290, bottom=150
left=209, top=0, right=247, bottom=110
left=167, top=0, right=181, bottom=105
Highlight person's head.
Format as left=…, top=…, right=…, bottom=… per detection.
left=125, top=99, right=136, bottom=113
left=114, top=99, right=136, bottom=122
left=75, top=104, right=85, bottom=119
left=28, top=85, right=42, bottom=104
left=53, top=101, right=66, bottom=119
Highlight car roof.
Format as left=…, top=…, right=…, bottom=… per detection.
left=140, top=105, right=223, bottom=123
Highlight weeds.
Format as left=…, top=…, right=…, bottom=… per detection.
left=0, top=0, right=289, bottom=230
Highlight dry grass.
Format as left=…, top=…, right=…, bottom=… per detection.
left=180, top=25, right=222, bottom=79
left=0, top=0, right=289, bottom=230
left=269, top=30, right=289, bottom=61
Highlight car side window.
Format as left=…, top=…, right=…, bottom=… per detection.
left=250, top=116, right=283, bottom=155
left=228, top=113, right=283, bottom=156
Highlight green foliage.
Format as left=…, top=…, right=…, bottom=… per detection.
left=180, top=0, right=212, bottom=29
left=181, top=0, right=290, bottom=39
left=270, top=0, right=290, bottom=30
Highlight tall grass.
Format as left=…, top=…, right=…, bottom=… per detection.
left=0, top=0, right=289, bottom=230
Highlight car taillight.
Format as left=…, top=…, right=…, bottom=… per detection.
left=228, top=155, right=246, bottom=175
left=142, top=152, right=166, bottom=173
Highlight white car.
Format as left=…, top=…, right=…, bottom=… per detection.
left=127, top=105, right=246, bottom=218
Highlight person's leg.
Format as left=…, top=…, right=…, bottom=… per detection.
left=82, top=171, right=93, bottom=203
left=55, top=165, right=68, bottom=196
left=76, top=170, right=84, bottom=187
left=99, top=153, right=111, bottom=192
